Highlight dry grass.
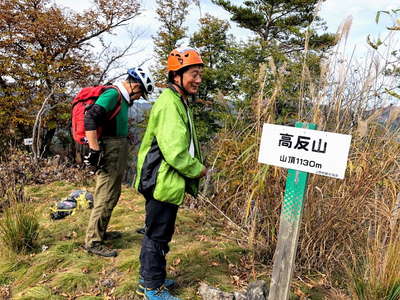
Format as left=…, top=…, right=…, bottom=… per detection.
left=347, top=233, right=400, bottom=299
left=200, top=13, right=400, bottom=296
left=0, top=202, right=39, bottom=255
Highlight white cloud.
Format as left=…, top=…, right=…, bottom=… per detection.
left=319, top=0, right=399, bottom=58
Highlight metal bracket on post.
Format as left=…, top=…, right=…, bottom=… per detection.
left=268, top=122, right=316, bottom=300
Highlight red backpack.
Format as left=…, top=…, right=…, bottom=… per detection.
left=71, top=85, right=122, bottom=144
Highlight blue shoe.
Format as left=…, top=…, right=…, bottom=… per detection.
left=136, top=279, right=176, bottom=296
left=143, top=285, right=180, bottom=300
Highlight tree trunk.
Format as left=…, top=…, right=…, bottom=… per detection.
left=32, top=90, right=54, bottom=162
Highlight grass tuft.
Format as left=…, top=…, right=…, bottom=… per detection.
left=348, top=237, right=400, bottom=300
left=14, top=286, right=63, bottom=300
left=0, top=202, right=40, bottom=254
left=52, top=272, right=96, bottom=293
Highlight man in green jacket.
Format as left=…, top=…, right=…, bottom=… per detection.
left=84, top=67, right=154, bottom=257
left=135, top=47, right=207, bottom=300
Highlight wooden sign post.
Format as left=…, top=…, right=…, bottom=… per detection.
left=258, top=121, right=351, bottom=299
left=268, top=122, right=315, bottom=300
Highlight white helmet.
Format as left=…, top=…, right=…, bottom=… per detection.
left=127, top=66, right=155, bottom=100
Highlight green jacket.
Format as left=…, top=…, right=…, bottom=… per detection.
left=135, top=87, right=204, bottom=206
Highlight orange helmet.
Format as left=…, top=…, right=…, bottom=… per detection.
left=167, top=47, right=203, bottom=72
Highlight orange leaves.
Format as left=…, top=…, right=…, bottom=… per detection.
left=0, top=0, right=145, bottom=146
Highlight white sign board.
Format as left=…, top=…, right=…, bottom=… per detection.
left=258, top=124, right=352, bottom=179
left=24, top=138, right=33, bottom=146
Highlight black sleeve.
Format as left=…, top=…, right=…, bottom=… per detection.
left=84, top=104, right=107, bottom=131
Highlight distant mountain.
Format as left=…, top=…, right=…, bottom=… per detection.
left=128, top=100, right=153, bottom=122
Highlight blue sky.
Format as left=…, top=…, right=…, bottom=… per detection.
left=319, top=0, right=398, bottom=54
left=55, top=0, right=399, bottom=71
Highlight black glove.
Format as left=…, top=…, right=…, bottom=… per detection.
left=83, top=149, right=103, bottom=171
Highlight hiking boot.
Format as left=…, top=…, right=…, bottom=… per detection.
left=86, top=243, right=117, bottom=257
left=136, top=226, right=146, bottom=235
left=143, top=285, right=180, bottom=300
left=136, top=278, right=176, bottom=296
left=104, top=231, right=122, bottom=240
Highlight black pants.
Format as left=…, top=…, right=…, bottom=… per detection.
left=140, top=193, right=179, bottom=289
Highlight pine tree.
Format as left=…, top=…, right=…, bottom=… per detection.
left=191, top=14, right=239, bottom=100
left=152, top=0, right=192, bottom=84
left=190, top=14, right=239, bottom=142
left=212, top=0, right=337, bottom=122
left=212, top=0, right=335, bottom=53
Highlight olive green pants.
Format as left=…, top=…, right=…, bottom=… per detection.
left=85, top=137, right=128, bottom=247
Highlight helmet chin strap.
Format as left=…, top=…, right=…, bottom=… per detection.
left=127, top=82, right=142, bottom=106
left=179, top=76, right=191, bottom=96
left=175, top=75, right=196, bottom=101
left=127, top=92, right=141, bottom=106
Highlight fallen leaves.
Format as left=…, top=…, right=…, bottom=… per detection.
left=0, top=285, right=11, bottom=299
left=173, top=257, right=181, bottom=266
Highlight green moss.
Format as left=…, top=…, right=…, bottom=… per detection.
left=2, top=259, right=31, bottom=273
left=52, top=272, right=96, bottom=293
left=117, top=258, right=140, bottom=273
left=53, top=241, right=81, bottom=255
left=0, top=259, right=31, bottom=285
left=15, top=256, right=62, bottom=291
left=27, top=186, right=41, bottom=194
left=1, top=184, right=253, bottom=299
left=166, top=242, right=244, bottom=294
left=113, top=280, right=138, bottom=298
left=110, top=206, right=126, bottom=218
left=26, top=182, right=92, bottom=203
left=0, top=273, right=12, bottom=285
left=72, top=257, right=104, bottom=274
left=14, top=286, right=64, bottom=300
left=52, top=181, right=68, bottom=187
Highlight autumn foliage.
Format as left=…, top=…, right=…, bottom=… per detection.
left=0, top=0, right=141, bottom=152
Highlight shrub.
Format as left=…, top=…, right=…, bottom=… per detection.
left=0, top=203, right=40, bottom=254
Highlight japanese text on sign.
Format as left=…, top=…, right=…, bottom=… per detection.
left=278, top=134, right=327, bottom=153
left=258, top=123, right=352, bottom=179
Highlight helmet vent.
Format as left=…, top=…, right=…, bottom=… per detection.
left=167, top=46, right=203, bottom=71
left=126, top=66, right=155, bottom=98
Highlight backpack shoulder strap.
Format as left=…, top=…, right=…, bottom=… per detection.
left=105, top=85, right=122, bottom=120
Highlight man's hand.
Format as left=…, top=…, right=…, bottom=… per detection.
left=198, top=167, right=208, bottom=178
left=83, top=149, right=103, bottom=170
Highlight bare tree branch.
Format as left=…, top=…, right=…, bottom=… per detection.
left=32, top=89, right=55, bottom=162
